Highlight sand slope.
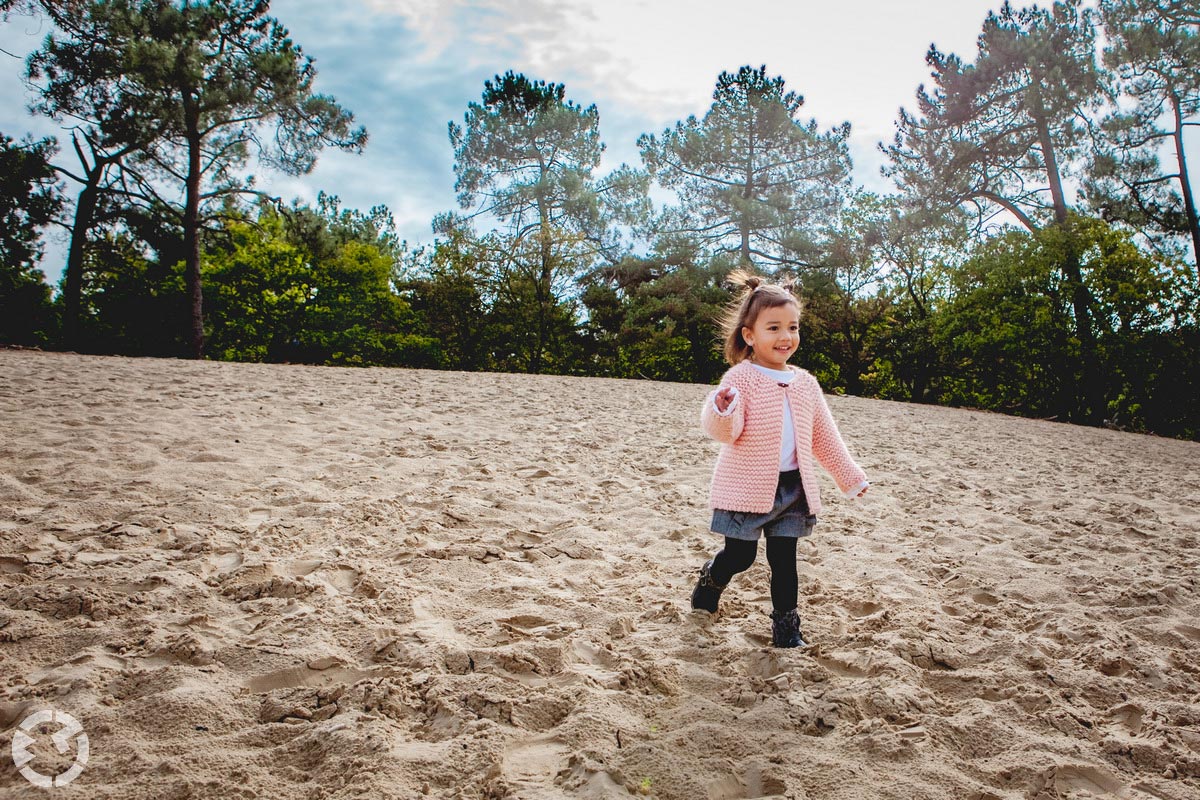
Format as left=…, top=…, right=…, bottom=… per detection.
left=1, top=349, right=1198, bottom=799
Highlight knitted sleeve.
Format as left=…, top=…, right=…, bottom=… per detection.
left=700, top=384, right=744, bottom=444
left=810, top=383, right=867, bottom=492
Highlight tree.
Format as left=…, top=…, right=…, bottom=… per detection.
left=0, top=134, right=62, bottom=345
left=583, top=252, right=728, bottom=383
left=932, top=228, right=1077, bottom=418
left=447, top=71, right=614, bottom=373
left=1087, top=0, right=1200, bottom=265
left=884, top=0, right=1108, bottom=422
left=24, top=5, right=174, bottom=349
left=69, top=0, right=367, bottom=359
left=395, top=230, right=493, bottom=371
left=869, top=202, right=966, bottom=402
left=638, top=65, right=851, bottom=271
left=804, top=191, right=892, bottom=395
left=78, top=227, right=189, bottom=356
left=930, top=215, right=1194, bottom=433
left=885, top=2, right=1102, bottom=230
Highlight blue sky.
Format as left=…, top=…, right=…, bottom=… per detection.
left=2, top=0, right=1194, bottom=280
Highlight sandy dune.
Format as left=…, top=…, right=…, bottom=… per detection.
left=1, top=349, right=1198, bottom=799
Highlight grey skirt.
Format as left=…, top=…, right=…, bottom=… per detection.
left=710, top=469, right=817, bottom=541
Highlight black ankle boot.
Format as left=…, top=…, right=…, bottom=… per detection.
left=770, top=608, right=807, bottom=648
left=690, top=559, right=728, bottom=613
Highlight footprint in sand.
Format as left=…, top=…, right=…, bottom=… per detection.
left=496, top=737, right=571, bottom=795
left=1107, top=702, right=1145, bottom=735
left=969, top=589, right=1001, bottom=606
left=316, top=565, right=360, bottom=594
left=845, top=599, right=885, bottom=618
left=554, top=753, right=636, bottom=797
left=706, top=762, right=788, bottom=799
left=201, top=550, right=244, bottom=580
left=264, top=558, right=361, bottom=595
left=0, top=555, right=29, bottom=574
left=814, top=650, right=880, bottom=678
left=244, top=660, right=383, bottom=694
left=568, top=639, right=622, bottom=687
left=219, top=562, right=317, bottom=601
left=1047, top=764, right=1127, bottom=796
left=1173, top=623, right=1200, bottom=642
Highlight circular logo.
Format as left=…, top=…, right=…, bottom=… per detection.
left=11, top=709, right=89, bottom=788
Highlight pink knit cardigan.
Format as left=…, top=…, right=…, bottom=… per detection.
left=700, top=361, right=867, bottom=514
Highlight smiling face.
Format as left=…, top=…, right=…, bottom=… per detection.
left=742, top=300, right=800, bottom=370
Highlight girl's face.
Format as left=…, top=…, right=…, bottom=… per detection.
left=743, top=301, right=800, bottom=370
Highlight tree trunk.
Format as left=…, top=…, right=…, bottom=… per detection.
left=62, top=182, right=99, bottom=351
left=1170, top=92, right=1200, bottom=268
left=183, top=117, right=204, bottom=359
left=741, top=125, right=755, bottom=265
left=531, top=191, right=554, bottom=374
left=1031, top=86, right=1103, bottom=423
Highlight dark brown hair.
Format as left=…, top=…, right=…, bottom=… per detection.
left=718, top=269, right=802, bottom=365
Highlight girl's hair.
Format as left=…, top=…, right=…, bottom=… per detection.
left=719, top=269, right=802, bottom=365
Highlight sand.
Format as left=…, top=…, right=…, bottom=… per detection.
left=0, top=349, right=1198, bottom=800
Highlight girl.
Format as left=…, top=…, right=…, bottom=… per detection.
left=691, top=271, right=869, bottom=648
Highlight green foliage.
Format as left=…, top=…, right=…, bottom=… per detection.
left=203, top=201, right=432, bottom=367
left=923, top=217, right=1197, bottom=434
left=34, top=0, right=369, bottom=358
left=76, top=232, right=190, bottom=356
left=395, top=232, right=491, bottom=371
left=449, top=71, right=602, bottom=234
left=932, top=229, right=1076, bottom=416
left=203, top=214, right=309, bottom=362
left=808, top=191, right=898, bottom=395
left=582, top=255, right=728, bottom=383
left=800, top=291, right=892, bottom=397
left=21, top=1, right=364, bottom=352
left=0, top=134, right=61, bottom=345
left=871, top=306, right=938, bottom=402
left=886, top=1, right=1113, bottom=422
left=0, top=134, right=60, bottom=266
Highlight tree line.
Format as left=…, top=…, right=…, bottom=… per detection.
left=2, top=0, right=1197, bottom=439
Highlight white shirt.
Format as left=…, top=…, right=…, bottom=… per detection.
left=750, top=364, right=799, bottom=471
left=714, top=363, right=798, bottom=471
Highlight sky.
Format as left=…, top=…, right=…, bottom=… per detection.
left=2, top=0, right=1193, bottom=281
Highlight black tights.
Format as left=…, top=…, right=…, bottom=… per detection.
left=709, top=536, right=798, bottom=612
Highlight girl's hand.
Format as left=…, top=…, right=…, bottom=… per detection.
left=714, top=386, right=736, bottom=413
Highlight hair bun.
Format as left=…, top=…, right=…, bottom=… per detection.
left=725, top=268, right=762, bottom=292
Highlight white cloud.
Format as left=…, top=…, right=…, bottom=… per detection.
left=354, top=0, right=997, bottom=167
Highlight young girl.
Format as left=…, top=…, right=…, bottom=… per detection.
left=691, top=271, right=869, bottom=648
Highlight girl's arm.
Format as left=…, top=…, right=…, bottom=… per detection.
left=700, top=384, right=744, bottom=443
left=811, top=386, right=868, bottom=497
